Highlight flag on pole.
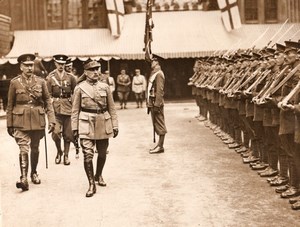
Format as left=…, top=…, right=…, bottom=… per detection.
left=144, top=0, right=154, bottom=62
left=217, top=0, right=242, bottom=32
left=105, top=0, right=125, bottom=38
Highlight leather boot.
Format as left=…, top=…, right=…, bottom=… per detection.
left=94, top=154, right=107, bottom=186
left=63, top=141, right=71, bottom=165
left=84, top=161, right=96, bottom=197
left=55, top=140, right=63, bottom=164
left=16, top=154, right=29, bottom=191
left=30, top=151, right=41, bottom=184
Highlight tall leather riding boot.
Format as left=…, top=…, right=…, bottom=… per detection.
left=84, top=161, right=96, bottom=197
left=30, top=151, right=41, bottom=184
left=55, top=140, right=63, bottom=164
left=140, top=101, right=143, bottom=108
left=63, top=141, right=71, bottom=165
left=94, top=154, right=107, bottom=186
left=16, top=154, right=29, bottom=191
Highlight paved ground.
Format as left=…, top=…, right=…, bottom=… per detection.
left=0, top=101, right=300, bottom=227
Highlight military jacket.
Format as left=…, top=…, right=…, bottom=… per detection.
left=71, top=80, right=118, bottom=140
left=147, top=67, right=165, bottom=108
left=6, top=74, right=55, bottom=131
left=279, top=63, right=300, bottom=135
left=116, top=74, right=131, bottom=92
left=46, top=70, right=76, bottom=115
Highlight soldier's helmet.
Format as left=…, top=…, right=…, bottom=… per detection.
left=17, top=53, right=36, bottom=64
left=53, top=54, right=68, bottom=64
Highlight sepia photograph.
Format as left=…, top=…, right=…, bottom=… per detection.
left=0, top=0, right=300, bottom=226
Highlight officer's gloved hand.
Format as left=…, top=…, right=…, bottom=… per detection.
left=153, top=106, right=160, bottom=114
left=48, top=123, right=55, bottom=133
left=73, top=130, right=79, bottom=138
left=113, top=128, right=119, bottom=138
left=7, top=127, right=15, bottom=137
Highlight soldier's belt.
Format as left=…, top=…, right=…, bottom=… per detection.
left=16, top=101, right=41, bottom=106
left=52, top=94, right=71, bottom=98
left=81, top=107, right=107, bottom=114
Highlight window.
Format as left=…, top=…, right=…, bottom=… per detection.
left=88, top=0, right=106, bottom=28
left=265, top=0, right=277, bottom=22
left=245, top=0, right=258, bottom=23
left=47, top=0, right=63, bottom=29
left=68, top=0, right=82, bottom=28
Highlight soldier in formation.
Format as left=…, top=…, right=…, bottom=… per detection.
left=188, top=40, right=300, bottom=210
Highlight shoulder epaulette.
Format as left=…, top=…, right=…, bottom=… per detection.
left=11, top=75, right=21, bottom=81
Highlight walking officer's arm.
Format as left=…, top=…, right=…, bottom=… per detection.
left=71, top=86, right=81, bottom=132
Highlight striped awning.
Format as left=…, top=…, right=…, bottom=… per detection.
left=3, top=11, right=300, bottom=63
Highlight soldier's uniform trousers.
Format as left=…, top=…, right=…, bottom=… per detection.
left=52, top=114, right=73, bottom=142
left=14, top=130, right=44, bottom=154
left=81, top=139, right=108, bottom=164
left=150, top=106, right=167, bottom=136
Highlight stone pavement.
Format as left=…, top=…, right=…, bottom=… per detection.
left=0, top=101, right=299, bottom=227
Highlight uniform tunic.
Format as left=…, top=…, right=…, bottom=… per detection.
left=6, top=74, right=55, bottom=154
left=71, top=80, right=118, bottom=140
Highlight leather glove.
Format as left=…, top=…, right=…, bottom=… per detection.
left=48, top=123, right=55, bottom=134
left=7, top=127, right=15, bottom=137
left=73, top=130, right=79, bottom=138
left=113, top=128, right=119, bottom=138
left=153, top=106, right=160, bottom=114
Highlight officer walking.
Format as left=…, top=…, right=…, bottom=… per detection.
left=6, top=53, right=56, bottom=191
left=147, top=54, right=167, bottom=154
left=46, top=54, right=77, bottom=165
left=71, top=60, right=118, bottom=197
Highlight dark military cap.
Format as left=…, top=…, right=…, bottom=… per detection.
left=83, top=60, right=101, bottom=70
left=65, top=58, right=73, bottom=67
left=284, top=41, right=300, bottom=54
left=152, top=54, right=164, bottom=62
left=250, top=52, right=261, bottom=60
left=266, top=48, right=276, bottom=55
left=17, top=53, right=36, bottom=64
left=275, top=43, right=286, bottom=53
left=241, top=53, right=252, bottom=61
left=53, top=54, right=68, bottom=64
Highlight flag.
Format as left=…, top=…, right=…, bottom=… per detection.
left=217, top=0, right=242, bottom=32
left=144, top=0, right=154, bottom=62
left=105, top=0, right=125, bottom=38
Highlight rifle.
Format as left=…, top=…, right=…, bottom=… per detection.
left=255, top=66, right=289, bottom=104
left=281, top=80, right=300, bottom=106
left=266, top=18, right=289, bottom=47
left=268, top=64, right=300, bottom=97
left=227, top=67, right=252, bottom=97
left=243, top=69, right=270, bottom=96
left=233, top=67, right=262, bottom=94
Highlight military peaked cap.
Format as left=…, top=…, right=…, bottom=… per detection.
left=275, top=43, right=286, bottom=53
left=17, top=53, right=36, bottom=64
left=84, top=60, right=101, bottom=70
left=284, top=41, right=300, bottom=54
left=152, top=54, right=164, bottom=62
left=65, top=58, right=73, bottom=66
left=53, top=54, right=68, bottom=64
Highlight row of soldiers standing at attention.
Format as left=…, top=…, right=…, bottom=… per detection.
left=188, top=40, right=300, bottom=210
